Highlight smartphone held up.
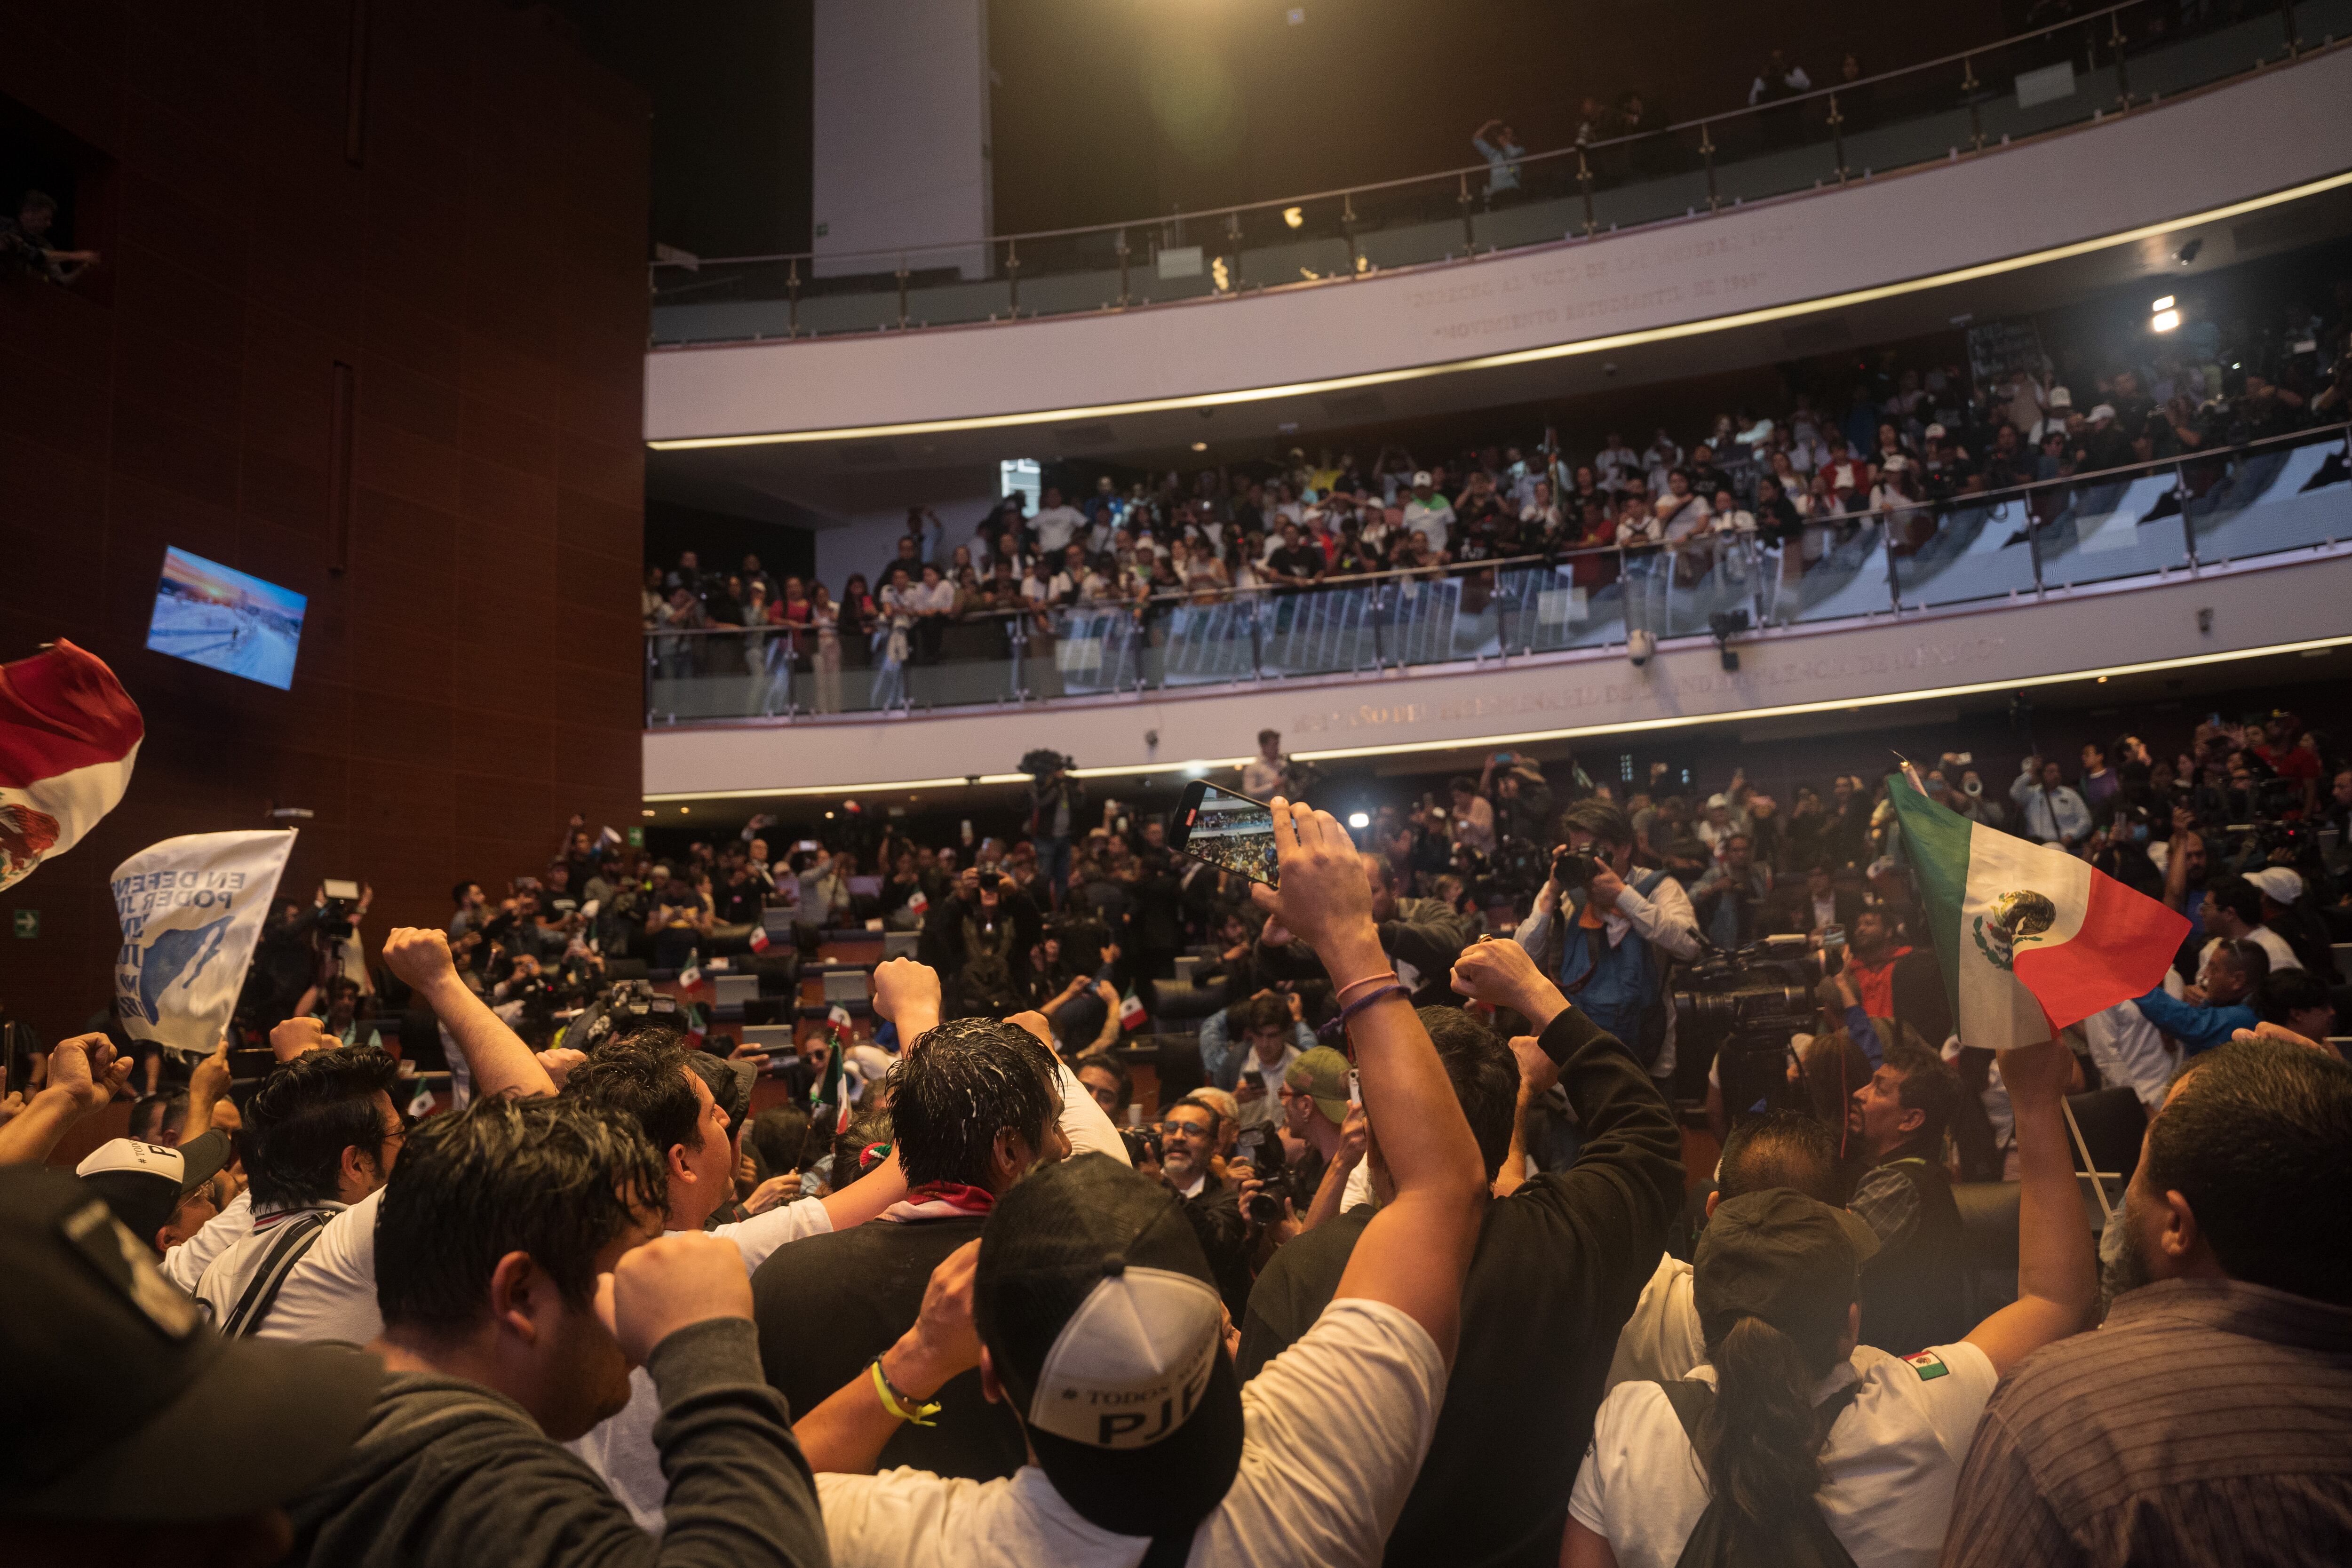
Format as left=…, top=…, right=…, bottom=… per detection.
left=1168, top=780, right=1282, bottom=889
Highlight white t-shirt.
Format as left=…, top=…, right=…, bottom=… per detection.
left=1033, top=506, right=1088, bottom=553
left=816, top=1297, right=1445, bottom=1568
left=1571, top=1339, right=1998, bottom=1568
left=164, top=1185, right=253, bottom=1292
left=572, top=1197, right=839, bottom=1529
left=1603, top=1253, right=1708, bottom=1393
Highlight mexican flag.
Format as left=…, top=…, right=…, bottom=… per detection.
left=1889, top=777, right=2190, bottom=1046
left=811, top=1020, right=854, bottom=1133
left=1118, top=987, right=1148, bottom=1033
left=1, top=640, right=143, bottom=892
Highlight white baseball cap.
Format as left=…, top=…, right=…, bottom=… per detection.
left=2244, top=866, right=2304, bottom=905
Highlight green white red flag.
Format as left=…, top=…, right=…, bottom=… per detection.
left=1889, top=776, right=2190, bottom=1046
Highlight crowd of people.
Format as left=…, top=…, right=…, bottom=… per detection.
left=8, top=691, right=2351, bottom=1565
left=645, top=270, right=2352, bottom=709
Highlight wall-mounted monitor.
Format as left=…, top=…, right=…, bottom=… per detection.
left=144, top=547, right=307, bottom=691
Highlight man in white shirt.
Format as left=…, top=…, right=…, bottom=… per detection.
left=792, top=799, right=1490, bottom=1568
left=1240, top=729, right=1287, bottom=799
left=2194, top=871, right=2303, bottom=985
left=1031, top=486, right=1088, bottom=555
left=1400, top=470, right=1454, bottom=557
left=1595, top=431, right=1639, bottom=493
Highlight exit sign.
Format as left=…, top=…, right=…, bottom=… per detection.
left=12, top=910, right=37, bottom=939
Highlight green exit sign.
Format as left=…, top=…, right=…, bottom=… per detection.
left=627, top=827, right=645, bottom=848
left=12, top=910, right=37, bottom=939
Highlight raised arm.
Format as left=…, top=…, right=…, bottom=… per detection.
left=1252, top=798, right=1486, bottom=1365
left=795, top=1241, right=980, bottom=1474
left=1963, top=1038, right=2096, bottom=1374
left=0, top=1035, right=130, bottom=1166
left=1452, top=940, right=1682, bottom=1229
left=382, top=927, right=557, bottom=1098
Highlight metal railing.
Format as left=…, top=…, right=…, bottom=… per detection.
left=642, top=422, right=2352, bottom=723
left=648, top=0, right=2347, bottom=345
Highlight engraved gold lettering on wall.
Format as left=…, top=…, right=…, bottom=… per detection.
left=1294, top=633, right=2005, bottom=735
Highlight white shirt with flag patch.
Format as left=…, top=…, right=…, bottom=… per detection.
left=1572, top=1339, right=1998, bottom=1568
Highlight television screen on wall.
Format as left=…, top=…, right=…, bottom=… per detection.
left=143, top=547, right=307, bottom=691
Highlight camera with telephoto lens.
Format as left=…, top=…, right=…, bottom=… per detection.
left=1670, top=936, right=1821, bottom=1116
left=1232, top=1124, right=1290, bottom=1225
left=557, top=979, right=683, bottom=1054
left=1120, top=1125, right=1162, bottom=1169
left=1551, top=845, right=1605, bottom=891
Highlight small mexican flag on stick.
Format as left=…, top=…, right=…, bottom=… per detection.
left=812, top=1008, right=856, bottom=1133
left=1888, top=774, right=2190, bottom=1048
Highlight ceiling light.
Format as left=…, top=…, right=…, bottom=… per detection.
left=2151, top=295, right=2175, bottom=311
left=1282, top=206, right=1303, bottom=229
left=1191, top=440, right=1208, bottom=451
left=2151, top=309, right=2179, bottom=332
left=1347, top=812, right=1370, bottom=829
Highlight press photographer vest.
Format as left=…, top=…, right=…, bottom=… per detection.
left=1558, top=869, right=1672, bottom=1072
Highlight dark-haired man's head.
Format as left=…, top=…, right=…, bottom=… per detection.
left=1073, top=1052, right=1131, bottom=1121
left=1560, top=799, right=1635, bottom=875
left=242, top=1047, right=405, bottom=1211
left=1850, top=907, right=1895, bottom=961
left=747, top=1103, right=810, bottom=1181
left=2254, top=968, right=2337, bottom=1043
left=887, top=1017, right=1067, bottom=1195
left=1711, top=1111, right=1846, bottom=1217
left=1362, top=1008, right=1519, bottom=1194
left=2105, top=1038, right=2352, bottom=1307
left=127, top=1090, right=188, bottom=1147
left=373, top=1094, right=666, bottom=1440
left=562, top=1035, right=734, bottom=1230
left=2202, top=938, right=2268, bottom=1007
left=1848, top=1042, right=1961, bottom=1162
left=2200, top=875, right=2265, bottom=939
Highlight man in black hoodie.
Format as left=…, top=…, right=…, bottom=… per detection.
left=281, top=1094, right=827, bottom=1568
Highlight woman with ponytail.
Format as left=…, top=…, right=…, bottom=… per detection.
left=1564, top=1038, right=2097, bottom=1567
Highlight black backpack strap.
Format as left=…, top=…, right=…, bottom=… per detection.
left=220, top=1211, right=332, bottom=1339
left=1656, top=1377, right=1716, bottom=1442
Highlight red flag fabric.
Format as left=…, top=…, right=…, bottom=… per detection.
left=0, top=641, right=143, bottom=891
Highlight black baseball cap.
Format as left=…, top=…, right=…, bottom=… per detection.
left=0, top=1165, right=381, bottom=1522
left=976, top=1154, right=1245, bottom=1538
left=74, top=1129, right=233, bottom=1248
left=1693, top=1188, right=1882, bottom=1345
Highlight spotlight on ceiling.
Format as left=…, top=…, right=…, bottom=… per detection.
left=1347, top=812, right=1370, bottom=829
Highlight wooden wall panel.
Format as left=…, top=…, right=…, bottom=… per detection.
left=0, top=0, right=648, bottom=1043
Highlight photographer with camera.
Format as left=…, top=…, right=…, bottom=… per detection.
left=1199, top=991, right=1314, bottom=1123
left=1513, top=799, right=1702, bottom=1084
left=919, top=865, right=1045, bottom=1019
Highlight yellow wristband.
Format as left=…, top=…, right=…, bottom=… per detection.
left=870, top=1358, right=941, bottom=1427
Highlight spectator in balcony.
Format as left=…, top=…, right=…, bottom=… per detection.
left=1, top=188, right=100, bottom=283
left=1030, top=485, right=1087, bottom=556
left=1402, top=470, right=1456, bottom=556
left=666, top=549, right=707, bottom=598
left=1828, top=49, right=1875, bottom=130
left=654, top=586, right=707, bottom=678
left=640, top=565, right=665, bottom=629
left=1472, top=118, right=1526, bottom=203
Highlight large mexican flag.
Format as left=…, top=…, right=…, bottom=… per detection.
left=1889, top=777, right=2190, bottom=1047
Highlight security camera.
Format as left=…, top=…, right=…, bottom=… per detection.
left=2196, top=606, right=2213, bottom=634
left=1144, top=729, right=1160, bottom=748
left=2175, top=238, right=2202, bottom=266
left=1627, top=629, right=1655, bottom=667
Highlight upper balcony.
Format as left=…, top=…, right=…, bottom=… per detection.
left=640, top=422, right=2352, bottom=800
left=642, top=4, right=2352, bottom=473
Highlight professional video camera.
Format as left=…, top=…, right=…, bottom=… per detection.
left=1670, top=934, right=1821, bottom=1116
left=556, top=978, right=684, bottom=1055
left=1019, top=748, right=1076, bottom=779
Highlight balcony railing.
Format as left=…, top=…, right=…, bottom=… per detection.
left=648, top=0, right=2349, bottom=347
left=643, top=422, right=2352, bottom=724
